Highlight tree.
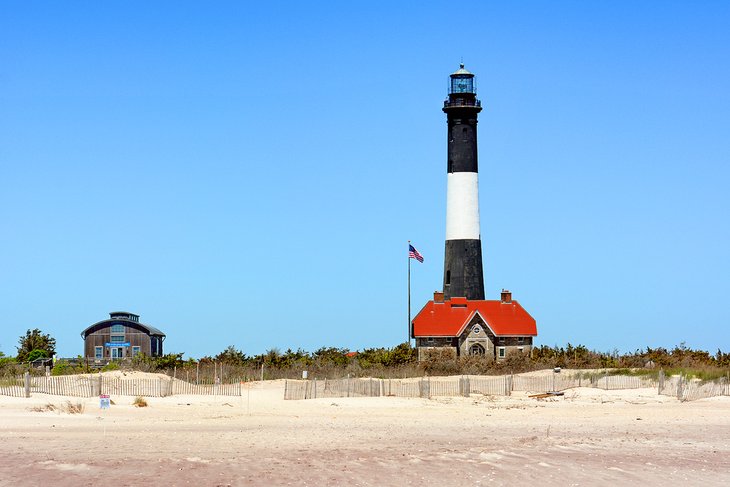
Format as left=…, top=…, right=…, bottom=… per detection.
left=17, top=328, right=56, bottom=363
left=215, top=345, right=248, bottom=366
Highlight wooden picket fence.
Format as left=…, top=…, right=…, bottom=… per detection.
left=0, top=373, right=243, bottom=398
left=2, top=371, right=726, bottom=402
left=284, top=371, right=730, bottom=402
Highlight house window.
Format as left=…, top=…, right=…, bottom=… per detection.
left=498, top=347, right=506, bottom=358
left=94, top=347, right=103, bottom=360
left=427, top=337, right=434, bottom=343
left=132, top=346, right=141, bottom=356
left=110, top=335, right=126, bottom=343
left=111, top=324, right=124, bottom=333
left=498, top=337, right=505, bottom=344
left=445, top=270, right=451, bottom=285
left=518, top=347, right=524, bottom=353
left=518, top=337, right=524, bottom=343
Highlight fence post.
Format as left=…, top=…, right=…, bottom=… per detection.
left=98, top=373, right=103, bottom=396
left=169, top=377, right=175, bottom=396
left=677, top=375, right=683, bottom=401
left=420, top=378, right=431, bottom=399
left=24, top=372, right=30, bottom=398
left=313, top=378, right=317, bottom=399
left=658, top=369, right=664, bottom=394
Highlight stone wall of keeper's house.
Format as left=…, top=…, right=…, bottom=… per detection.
left=457, top=315, right=495, bottom=359
left=416, top=337, right=456, bottom=348
left=493, top=336, right=533, bottom=360
left=415, top=333, right=533, bottom=361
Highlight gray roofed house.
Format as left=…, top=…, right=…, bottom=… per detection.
left=81, top=311, right=166, bottom=361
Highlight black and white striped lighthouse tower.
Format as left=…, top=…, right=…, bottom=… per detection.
left=442, top=64, right=485, bottom=300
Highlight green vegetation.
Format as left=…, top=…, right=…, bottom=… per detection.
left=529, top=342, right=729, bottom=372
left=100, top=361, right=120, bottom=372
left=16, top=329, right=56, bottom=363
left=0, top=351, right=16, bottom=368
left=131, top=352, right=187, bottom=371
left=0, top=351, right=21, bottom=377
left=51, top=361, right=72, bottom=376
left=7, top=339, right=726, bottom=383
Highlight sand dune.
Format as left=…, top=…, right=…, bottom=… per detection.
left=1, top=378, right=729, bottom=486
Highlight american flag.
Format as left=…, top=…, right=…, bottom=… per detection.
left=409, top=244, right=424, bottom=263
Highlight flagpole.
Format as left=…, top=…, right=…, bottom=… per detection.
left=407, top=240, right=411, bottom=347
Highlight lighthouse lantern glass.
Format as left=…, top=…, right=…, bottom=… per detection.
left=450, top=75, right=474, bottom=94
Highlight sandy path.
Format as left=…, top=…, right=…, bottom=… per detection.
left=1, top=381, right=729, bottom=486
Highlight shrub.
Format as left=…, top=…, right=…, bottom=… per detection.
left=51, top=361, right=71, bottom=376
left=62, top=401, right=84, bottom=414
left=101, top=361, right=120, bottom=372
left=133, top=396, right=148, bottom=407
left=0, top=352, right=16, bottom=370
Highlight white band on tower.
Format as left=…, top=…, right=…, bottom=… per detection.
left=445, top=172, right=481, bottom=240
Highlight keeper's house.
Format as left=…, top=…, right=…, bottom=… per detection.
left=81, top=312, right=166, bottom=360
left=412, top=290, right=536, bottom=361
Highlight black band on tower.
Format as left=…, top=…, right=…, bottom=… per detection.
left=443, top=239, right=485, bottom=300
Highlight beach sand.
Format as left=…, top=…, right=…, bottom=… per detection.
left=1, top=374, right=729, bottom=486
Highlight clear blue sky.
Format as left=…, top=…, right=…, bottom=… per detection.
left=1, top=1, right=728, bottom=358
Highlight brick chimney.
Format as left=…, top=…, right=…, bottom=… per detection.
left=433, top=291, right=445, bottom=303
left=500, top=289, right=512, bottom=303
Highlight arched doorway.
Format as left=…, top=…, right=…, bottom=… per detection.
left=469, top=343, right=485, bottom=356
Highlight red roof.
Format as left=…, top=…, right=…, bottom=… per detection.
left=412, top=298, right=537, bottom=337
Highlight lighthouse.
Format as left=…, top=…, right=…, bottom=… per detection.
left=442, top=64, right=485, bottom=300
left=411, top=65, right=538, bottom=360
